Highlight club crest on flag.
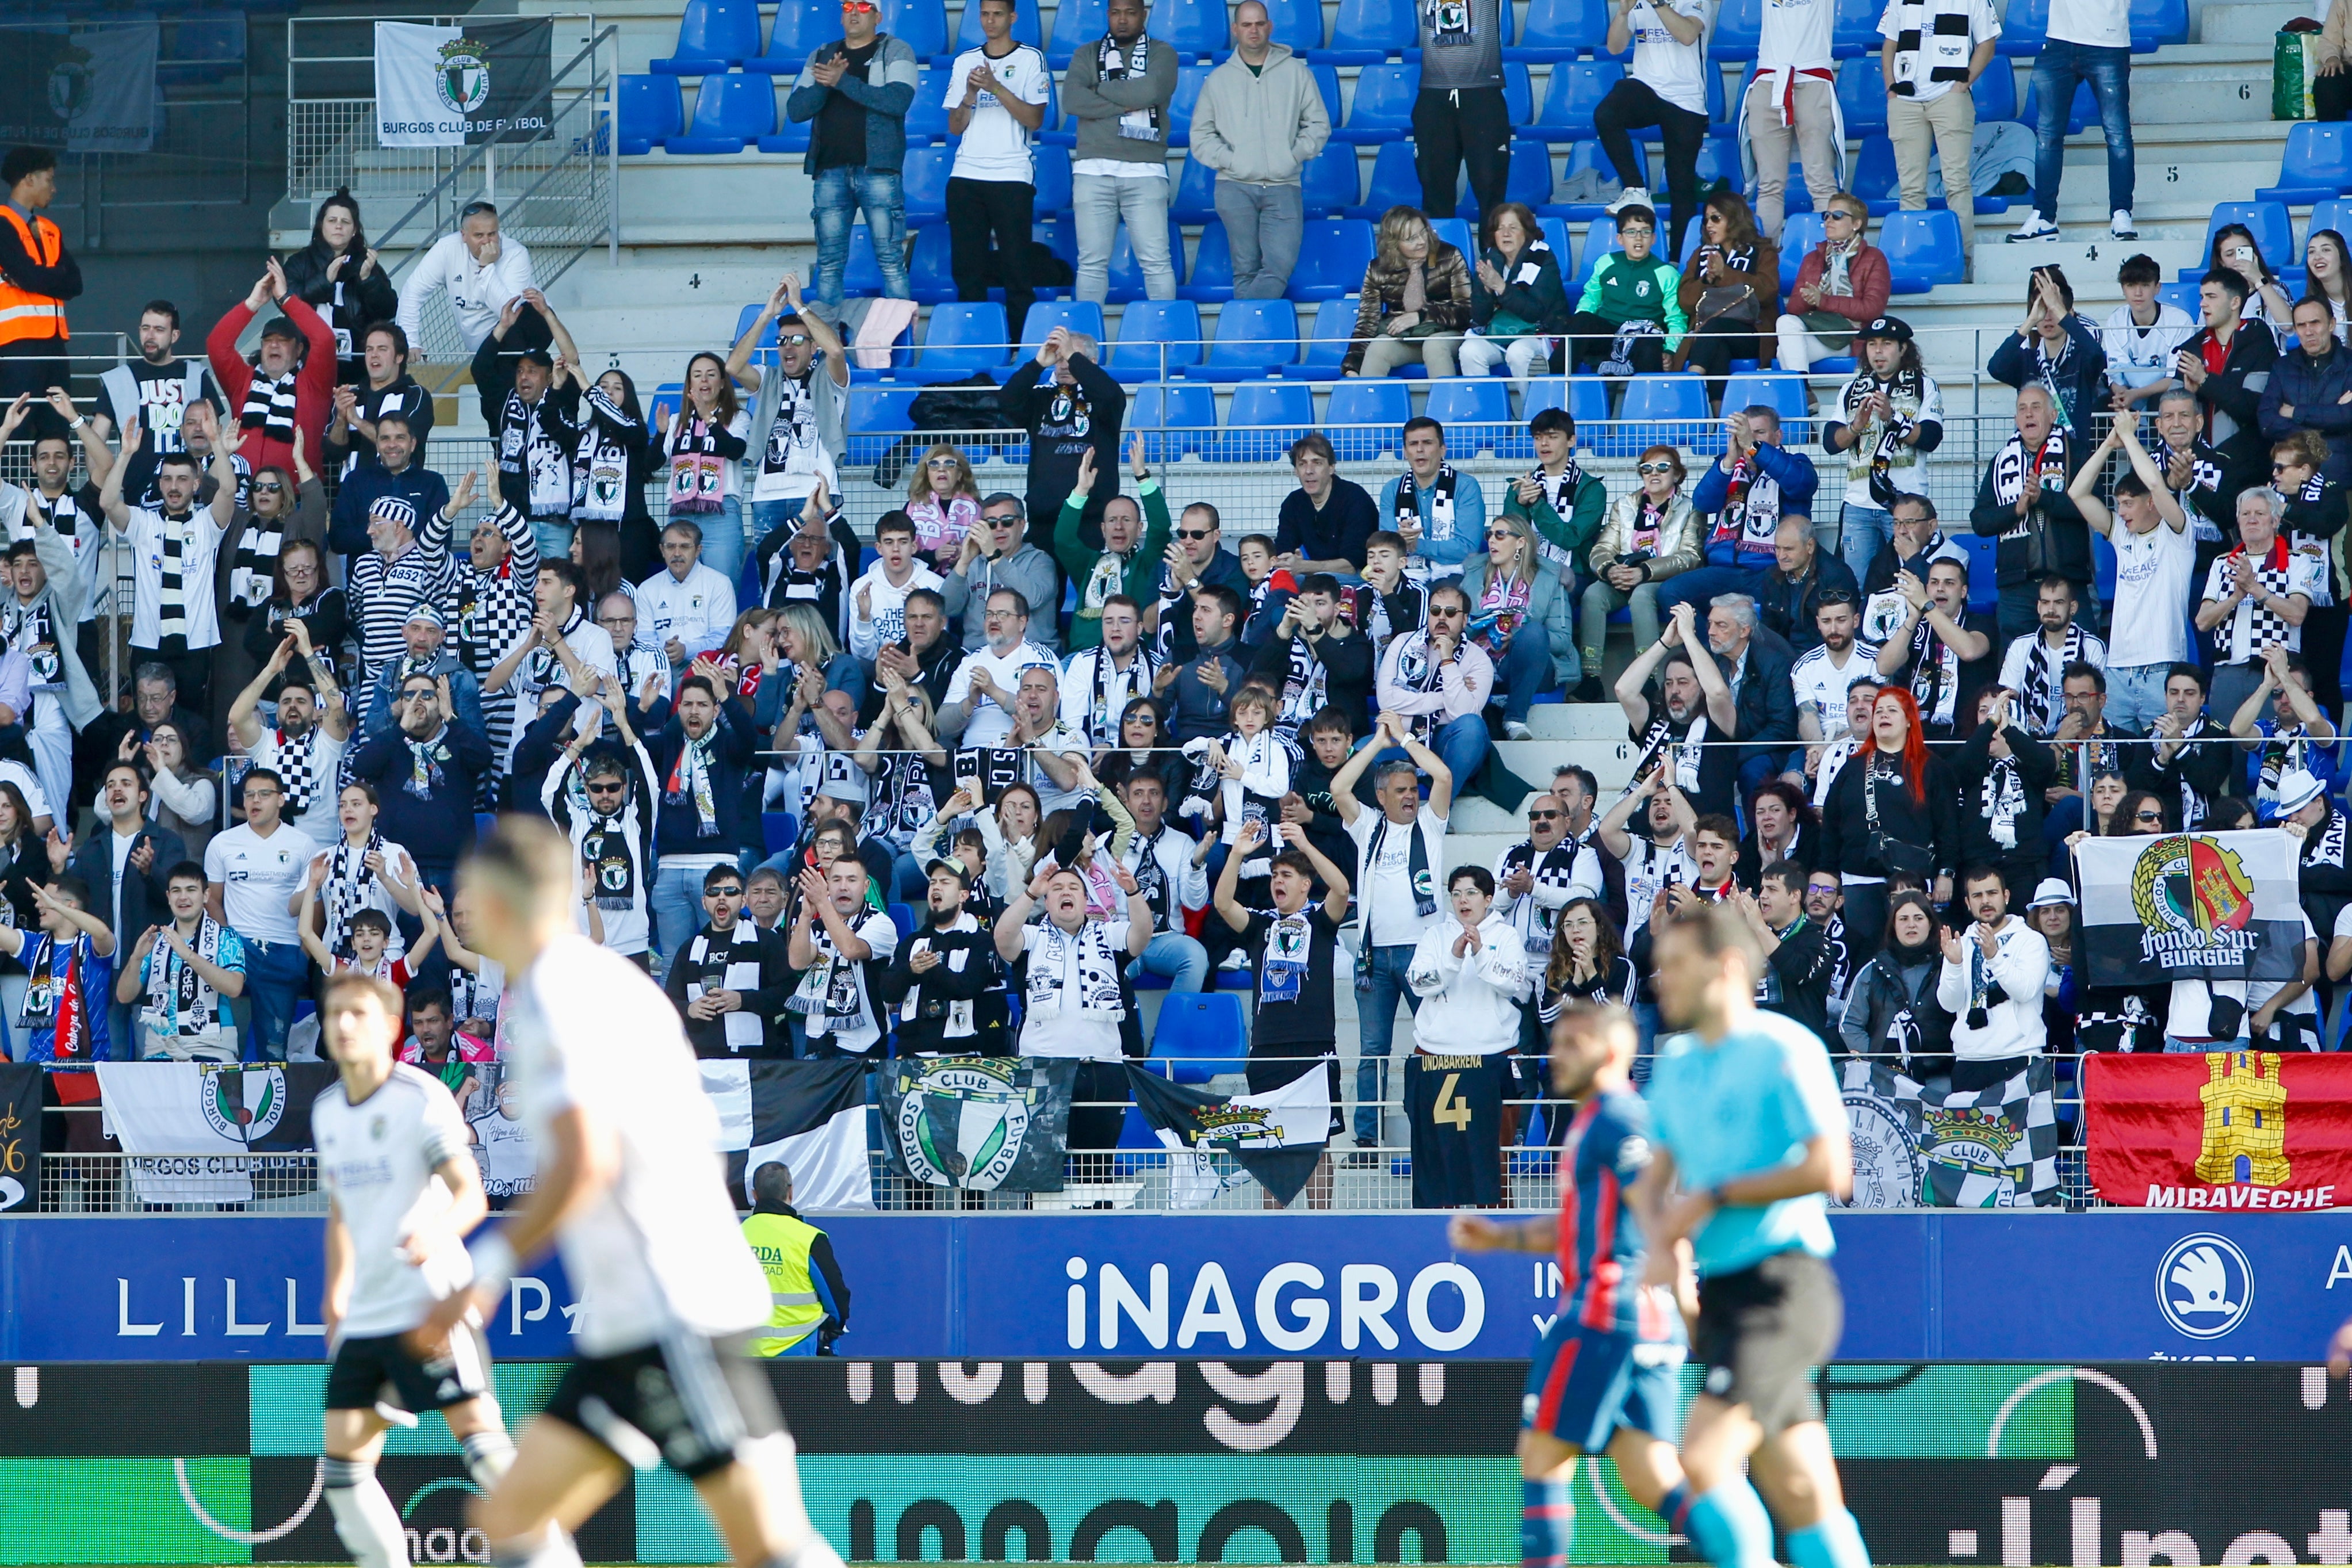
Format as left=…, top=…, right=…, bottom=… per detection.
left=2131, top=834, right=2257, bottom=963
left=435, top=37, right=492, bottom=115
left=200, top=1065, right=288, bottom=1145
left=895, top=1059, right=1039, bottom=1190
left=1840, top=1081, right=1923, bottom=1209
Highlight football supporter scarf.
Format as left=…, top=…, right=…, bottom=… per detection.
left=1888, top=0, right=1975, bottom=93
left=1387, top=628, right=1463, bottom=745
left=580, top=810, right=638, bottom=911
left=230, top=506, right=286, bottom=610
left=1629, top=712, right=1709, bottom=796
left=1841, top=367, right=1928, bottom=507
left=572, top=389, right=632, bottom=525
left=1026, top=918, right=1127, bottom=1022
left=402, top=731, right=452, bottom=800
left=1393, top=463, right=1458, bottom=548
left=323, top=832, right=383, bottom=959
left=1097, top=35, right=1161, bottom=139
left=665, top=408, right=729, bottom=516
left=1907, top=613, right=1961, bottom=728
left=1363, top=811, right=1437, bottom=921
left=23, top=934, right=91, bottom=1060
left=2018, top=624, right=2090, bottom=734
left=274, top=725, right=323, bottom=816
left=143, top=916, right=232, bottom=1035
left=1978, top=753, right=2026, bottom=849
left=1991, top=429, right=2070, bottom=509
left=666, top=726, right=721, bottom=837
left=2261, top=722, right=2324, bottom=806
left=790, top=913, right=877, bottom=1030
left=1705, top=448, right=1784, bottom=560
left=156, top=509, right=193, bottom=645
left=685, top=922, right=768, bottom=1053
left=1531, top=458, right=1585, bottom=525
left=238, top=366, right=298, bottom=445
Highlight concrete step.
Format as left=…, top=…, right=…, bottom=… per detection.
left=2200, top=0, right=2308, bottom=44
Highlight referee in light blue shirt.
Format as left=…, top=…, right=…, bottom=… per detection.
left=1631, top=901, right=1868, bottom=1568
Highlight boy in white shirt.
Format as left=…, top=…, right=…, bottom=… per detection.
left=2103, top=254, right=2195, bottom=411
left=847, top=510, right=946, bottom=662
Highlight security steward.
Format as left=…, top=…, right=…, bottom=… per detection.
left=740, top=1160, right=852, bottom=1356
left=0, top=146, right=81, bottom=445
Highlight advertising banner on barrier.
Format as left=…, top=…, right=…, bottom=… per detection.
left=0, top=1062, right=39, bottom=1213
left=2085, top=1049, right=2352, bottom=1208
left=16, top=1359, right=2352, bottom=1565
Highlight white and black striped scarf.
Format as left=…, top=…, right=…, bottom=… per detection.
left=1990, top=429, right=2070, bottom=510
left=1840, top=367, right=1927, bottom=508
left=1387, top=629, right=1462, bottom=745
left=1393, top=464, right=1458, bottom=560
left=230, top=507, right=285, bottom=611
left=156, top=510, right=192, bottom=646
left=273, top=725, right=322, bottom=815
left=2017, top=625, right=2089, bottom=734
left=1908, top=614, right=1960, bottom=728
left=684, top=921, right=768, bottom=1051
left=1097, top=34, right=1161, bottom=140
left=143, top=915, right=232, bottom=1037
left=1024, top=917, right=1127, bottom=1022
left=238, top=367, right=298, bottom=444
left=1888, top=0, right=1976, bottom=93
left=1978, top=754, right=2025, bottom=849
left=323, top=831, right=383, bottom=959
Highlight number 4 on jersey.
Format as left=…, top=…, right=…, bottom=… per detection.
left=1431, top=1073, right=1473, bottom=1131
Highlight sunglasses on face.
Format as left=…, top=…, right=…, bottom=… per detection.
left=2134, top=810, right=2164, bottom=823
left=1637, top=462, right=1676, bottom=476
left=1175, top=527, right=1213, bottom=541
left=1528, top=809, right=1560, bottom=821
left=1484, top=529, right=1515, bottom=541
left=707, top=886, right=744, bottom=898
left=586, top=782, right=625, bottom=795
left=778, top=333, right=812, bottom=346
left=253, top=481, right=284, bottom=494
left=1427, top=606, right=1463, bottom=619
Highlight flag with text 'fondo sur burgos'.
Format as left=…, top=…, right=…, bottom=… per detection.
left=2075, top=830, right=2305, bottom=988
left=2085, top=1051, right=2352, bottom=1208
left=702, top=1057, right=874, bottom=1213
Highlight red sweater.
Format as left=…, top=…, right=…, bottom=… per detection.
left=206, top=295, right=338, bottom=477
left=1789, top=242, right=1891, bottom=330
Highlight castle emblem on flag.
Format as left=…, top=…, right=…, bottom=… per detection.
left=2197, top=1051, right=2290, bottom=1188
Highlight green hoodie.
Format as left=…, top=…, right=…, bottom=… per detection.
left=1577, top=252, right=1687, bottom=350
left=1053, top=478, right=1172, bottom=650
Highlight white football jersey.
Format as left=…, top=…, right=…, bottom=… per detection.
left=501, top=932, right=770, bottom=1356
left=315, top=1063, right=476, bottom=1338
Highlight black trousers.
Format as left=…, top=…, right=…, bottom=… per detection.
left=1563, top=311, right=1666, bottom=374
left=1412, top=86, right=1511, bottom=228
left=1592, top=77, right=1712, bottom=257
left=2319, top=71, right=2352, bottom=123
left=947, top=176, right=1037, bottom=345
left=1681, top=317, right=1768, bottom=396
left=0, top=349, right=71, bottom=444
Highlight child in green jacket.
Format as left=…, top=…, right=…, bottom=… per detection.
left=1567, top=202, right=1686, bottom=375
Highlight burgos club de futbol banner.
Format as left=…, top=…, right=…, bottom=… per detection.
left=2075, top=829, right=2304, bottom=988
left=374, top=20, right=552, bottom=148
left=26, top=1358, right=2352, bottom=1566
left=2086, top=1051, right=2352, bottom=1209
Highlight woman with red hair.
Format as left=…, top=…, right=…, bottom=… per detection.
left=1815, top=685, right=1959, bottom=971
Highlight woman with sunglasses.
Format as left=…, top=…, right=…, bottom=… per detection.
left=216, top=442, right=327, bottom=724
left=905, top=443, right=982, bottom=571
left=1577, top=445, right=1699, bottom=680
left=1458, top=511, right=1577, bottom=741
left=140, top=721, right=218, bottom=865
left=1773, top=193, right=1890, bottom=374
left=1672, top=192, right=1780, bottom=398
left=1093, top=695, right=1190, bottom=803
left=655, top=353, right=750, bottom=588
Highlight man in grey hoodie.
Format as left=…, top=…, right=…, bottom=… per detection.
left=1063, top=0, right=1179, bottom=305
left=1188, top=1, right=1330, bottom=301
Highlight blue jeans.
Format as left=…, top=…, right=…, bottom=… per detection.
left=811, top=166, right=911, bottom=313
left=1355, top=942, right=1420, bottom=1145
left=242, top=939, right=309, bottom=1063
left=1839, top=502, right=1894, bottom=579
left=1378, top=713, right=1490, bottom=797
left=2032, top=40, right=2133, bottom=220
left=531, top=519, right=575, bottom=565
left=650, top=863, right=707, bottom=971
left=2105, top=661, right=2172, bottom=732
left=1130, top=930, right=1208, bottom=994
left=1655, top=563, right=1773, bottom=620
left=690, top=498, right=748, bottom=590
left=1494, top=623, right=1565, bottom=721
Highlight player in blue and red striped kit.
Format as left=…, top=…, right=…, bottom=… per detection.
left=1450, top=1001, right=1695, bottom=1568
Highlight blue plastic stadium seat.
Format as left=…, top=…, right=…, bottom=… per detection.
left=846, top=386, right=921, bottom=463
left=653, top=0, right=764, bottom=72
left=879, top=0, right=950, bottom=58
left=2130, top=0, right=2187, bottom=50
left=1107, top=216, right=1188, bottom=303
left=2156, top=281, right=2201, bottom=318
left=1177, top=221, right=1236, bottom=302
left=1532, top=60, right=1624, bottom=143
left=1604, top=374, right=1710, bottom=457
left=1999, top=0, right=2048, bottom=55
left=1880, top=208, right=1966, bottom=293
left=1318, top=0, right=1414, bottom=62
left=1500, top=61, right=1533, bottom=124
left=900, top=143, right=952, bottom=223
left=905, top=225, right=955, bottom=304
left=1972, top=58, right=2018, bottom=124
left=158, top=12, right=246, bottom=85
left=1161, top=0, right=1231, bottom=56
left=1721, top=372, right=1812, bottom=438
left=1182, top=297, right=1299, bottom=378
left=755, top=108, right=811, bottom=155
left=1833, top=0, right=1880, bottom=58
left=1524, top=377, right=1612, bottom=431
left=615, top=75, right=683, bottom=155
left=907, top=303, right=1010, bottom=381
left=2202, top=202, right=2294, bottom=277
left=1335, top=62, right=1418, bottom=143
left=1307, top=62, right=1344, bottom=125
left=902, top=67, right=953, bottom=143
left=1422, top=379, right=1513, bottom=456
left=1172, top=156, right=1219, bottom=224
left=1287, top=217, right=1378, bottom=301
left=2312, top=198, right=2352, bottom=250
left=1166, top=63, right=1212, bottom=144
left=1324, top=380, right=1413, bottom=464
left=1267, top=0, right=1326, bottom=51
left=1107, top=299, right=1205, bottom=380
left=1777, top=212, right=1827, bottom=292
left=667, top=72, right=775, bottom=154
left=1538, top=216, right=1575, bottom=274
left=840, top=223, right=887, bottom=297
left=1509, top=0, right=1608, bottom=61
left=1018, top=300, right=1106, bottom=360
left=1455, top=140, right=1555, bottom=221
left=1034, top=142, right=1073, bottom=215
left=1429, top=216, right=1474, bottom=257
left=747, top=0, right=833, bottom=72
left=2258, top=124, right=2352, bottom=206
left=1281, top=295, right=1366, bottom=376
left=1837, top=52, right=1887, bottom=136
left=1347, top=141, right=1422, bottom=219
left=1711, top=0, right=1762, bottom=60
left=1301, top=143, right=1362, bottom=217
left=1849, top=135, right=1900, bottom=216
left=1130, top=383, right=1219, bottom=462
left=1047, top=0, right=1111, bottom=67
left=648, top=384, right=685, bottom=435
left=1150, top=995, right=1248, bottom=1082
left=2021, top=71, right=2092, bottom=136
left=1217, top=381, right=1318, bottom=461
left=953, top=0, right=1044, bottom=52
left=1957, top=531, right=1999, bottom=614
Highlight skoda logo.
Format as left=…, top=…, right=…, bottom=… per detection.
left=2156, top=1232, right=2252, bottom=1340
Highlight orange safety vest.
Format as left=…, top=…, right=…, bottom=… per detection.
left=0, top=206, right=68, bottom=346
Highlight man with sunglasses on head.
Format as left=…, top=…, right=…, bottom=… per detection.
left=785, top=0, right=918, bottom=318
left=726, top=273, right=850, bottom=547
left=942, top=494, right=1061, bottom=653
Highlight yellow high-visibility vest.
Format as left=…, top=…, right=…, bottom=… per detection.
left=741, top=1210, right=827, bottom=1356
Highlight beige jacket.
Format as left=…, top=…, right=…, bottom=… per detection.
left=1586, top=489, right=1703, bottom=582
left=2320, top=5, right=2352, bottom=71
left=1189, top=43, right=1331, bottom=186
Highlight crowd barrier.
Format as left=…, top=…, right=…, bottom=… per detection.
left=6, top=1355, right=2351, bottom=1565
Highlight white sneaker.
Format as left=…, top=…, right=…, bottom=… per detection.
left=2006, top=214, right=2059, bottom=243
left=1608, top=185, right=1652, bottom=214
left=1504, top=719, right=1533, bottom=741
left=1219, top=950, right=1251, bottom=970
left=2112, top=208, right=2138, bottom=239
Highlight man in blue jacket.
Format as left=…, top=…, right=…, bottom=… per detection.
left=345, top=669, right=493, bottom=908
left=325, top=414, right=449, bottom=558
left=2259, top=297, right=2352, bottom=492
left=786, top=2, right=918, bottom=318
left=1659, top=406, right=1820, bottom=621
left=1376, top=418, right=1486, bottom=582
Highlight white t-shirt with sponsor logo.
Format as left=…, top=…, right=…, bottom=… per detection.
left=944, top=42, right=1053, bottom=183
